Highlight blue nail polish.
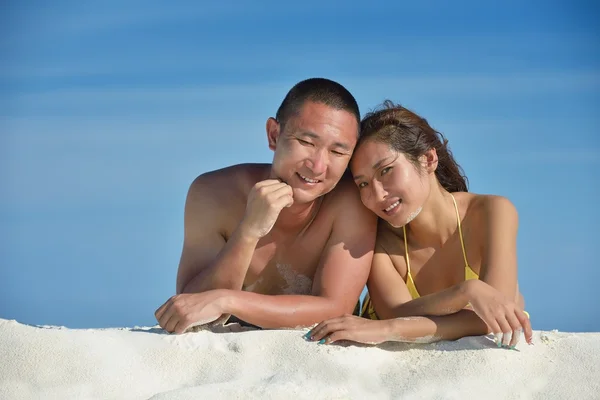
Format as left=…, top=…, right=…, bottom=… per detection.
left=318, top=339, right=326, bottom=344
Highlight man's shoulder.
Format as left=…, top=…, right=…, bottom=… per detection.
left=323, top=171, right=362, bottom=207
left=189, top=163, right=270, bottom=198
left=320, top=171, right=375, bottom=227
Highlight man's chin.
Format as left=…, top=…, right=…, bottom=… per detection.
left=291, top=186, right=331, bottom=204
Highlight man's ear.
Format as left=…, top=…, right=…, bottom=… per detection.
left=266, top=117, right=281, bottom=151
left=420, top=148, right=439, bottom=174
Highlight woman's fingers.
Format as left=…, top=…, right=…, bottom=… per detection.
left=495, top=315, right=514, bottom=347
left=515, top=309, right=533, bottom=344
left=304, top=317, right=345, bottom=341
left=323, top=330, right=353, bottom=344
left=506, top=312, right=523, bottom=347
left=480, top=311, right=501, bottom=340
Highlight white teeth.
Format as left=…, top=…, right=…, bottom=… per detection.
left=299, top=174, right=319, bottom=183
left=385, top=201, right=400, bottom=212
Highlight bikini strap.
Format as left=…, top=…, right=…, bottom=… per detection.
left=402, top=225, right=411, bottom=274
left=450, top=194, right=470, bottom=269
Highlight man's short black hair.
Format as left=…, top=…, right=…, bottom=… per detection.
left=275, top=78, right=360, bottom=134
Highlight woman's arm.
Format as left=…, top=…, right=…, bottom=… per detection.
left=390, top=196, right=530, bottom=343
left=362, top=195, right=531, bottom=345
left=364, top=242, right=414, bottom=319
left=307, top=310, right=496, bottom=346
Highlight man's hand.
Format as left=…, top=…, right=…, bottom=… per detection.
left=238, top=179, right=294, bottom=239
left=154, top=290, right=229, bottom=334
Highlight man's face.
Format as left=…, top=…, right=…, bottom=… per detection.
left=268, top=101, right=359, bottom=204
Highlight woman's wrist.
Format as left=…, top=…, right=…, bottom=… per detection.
left=460, top=279, right=481, bottom=304
left=386, top=318, right=409, bottom=342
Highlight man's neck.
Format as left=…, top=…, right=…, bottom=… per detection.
left=273, top=197, right=322, bottom=234
left=404, top=185, right=457, bottom=250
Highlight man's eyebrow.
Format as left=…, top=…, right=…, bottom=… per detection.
left=296, top=131, right=352, bottom=151
left=352, top=156, right=394, bottom=180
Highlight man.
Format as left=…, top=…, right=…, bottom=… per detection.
left=155, top=78, right=377, bottom=333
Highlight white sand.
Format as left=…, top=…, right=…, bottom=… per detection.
left=1, top=318, right=599, bottom=400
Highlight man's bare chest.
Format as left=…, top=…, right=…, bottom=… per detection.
left=243, top=229, right=331, bottom=295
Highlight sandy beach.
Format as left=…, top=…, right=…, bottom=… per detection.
left=1, top=318, right=598, bottom=399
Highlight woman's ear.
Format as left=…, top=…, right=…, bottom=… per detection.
left=266, top=117, right=280, bottom=151
left=420, top=148, right=439, bottom=173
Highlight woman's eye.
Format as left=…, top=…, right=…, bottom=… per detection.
left=381, top=167, right=392, bottom=175
left=358, top=182, right=367, bottom=189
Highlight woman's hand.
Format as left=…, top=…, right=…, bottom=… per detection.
left=304, top=314, right=394, bottom=345
left=463, top=280, right=533, bottom=347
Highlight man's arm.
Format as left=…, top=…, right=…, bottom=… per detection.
left=221, top=184, right=378, bottom=328
left=157, top=182, right=377, bottom=332
left=176, top=173, right=258, bottom=294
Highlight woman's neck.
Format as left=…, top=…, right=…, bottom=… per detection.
left=404, top=183, right=457, bottom=250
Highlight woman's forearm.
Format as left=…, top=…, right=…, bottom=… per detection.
left=387, top=309, right=489, bottom=343
left=390, top=280, right=476, bottom=318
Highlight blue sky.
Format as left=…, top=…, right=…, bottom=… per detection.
left=1, top=1, right=598, bottom=332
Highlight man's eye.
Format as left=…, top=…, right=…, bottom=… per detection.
left=331, top=150, right=345, bottom=156
left=298, top=139, right=313, bottom=146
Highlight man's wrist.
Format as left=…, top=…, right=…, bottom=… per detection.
left=217, top=289, right=237, bottom=315
left=233, top=221, right=262, bottom=245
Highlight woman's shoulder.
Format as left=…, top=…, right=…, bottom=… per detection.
left=375, top=219, right=406, bottom=254
left=455, top=192, right=518, bottom=226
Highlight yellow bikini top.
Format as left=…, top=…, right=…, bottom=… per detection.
left=403, top=193, right=478, bottom=299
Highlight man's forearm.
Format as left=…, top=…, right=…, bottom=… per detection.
left=222, top=290, right=347, bottom=329
left=387, top=309, right=489, bottom=343
left=391, top=281, right=472, bottom=318
left=180, top=228, right=259, bottom=294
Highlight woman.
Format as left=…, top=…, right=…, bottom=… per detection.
left=305, top=101, right=532, bottom=349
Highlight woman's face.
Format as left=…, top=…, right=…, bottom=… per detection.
left=350, top=139, right=431, bottom=227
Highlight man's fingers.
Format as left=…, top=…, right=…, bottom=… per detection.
left=254, top=179, right=287, bottom=189
left=255, top=181, right=290, bottom=194
left=270, top=185, right=293, bottom=202
left=157, top=303, right=175, bottom=328
left=162, top=307, right=180, bottom=333
left=160, top=313, right=178, bottom=333
left=154, top=298, right=173, bottom=320
left=273, top=192, right=294, bottom=210
left=173, top=319, right=191, bottom=335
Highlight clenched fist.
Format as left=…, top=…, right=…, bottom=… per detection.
left=238, top=179, right=294, bottom=239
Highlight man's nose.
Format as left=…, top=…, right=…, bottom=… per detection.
left=306, top=148, right=327, bottom=175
